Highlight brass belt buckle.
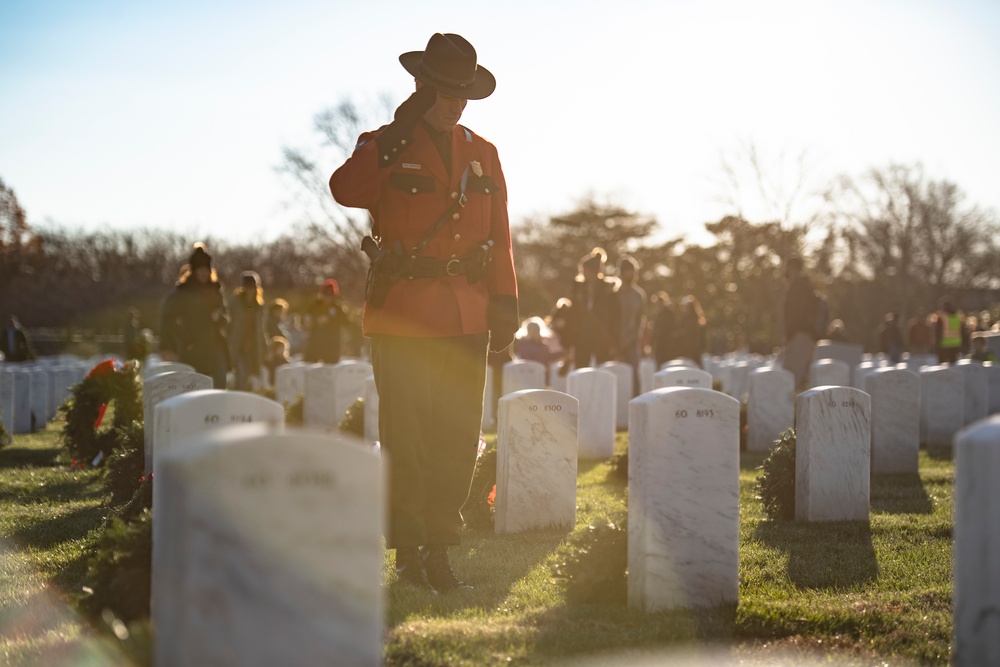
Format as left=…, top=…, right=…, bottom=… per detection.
left=445, top=258, right=461, bottom=276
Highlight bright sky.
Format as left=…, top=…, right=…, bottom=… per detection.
left=2, top=0, right=998, bottom=247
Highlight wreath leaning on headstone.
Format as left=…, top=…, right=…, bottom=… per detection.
left=61, top=359, right=143, bottom=465
left=755, top=428, right=797, bottom=521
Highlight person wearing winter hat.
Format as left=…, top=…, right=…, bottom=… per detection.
left=229, top=270, right=268, bottom=390
left=303, top=278, right=352, bottom=363
left=329, top=33, right=518, bottom=594
left=158, top=242, right=231, bottom=388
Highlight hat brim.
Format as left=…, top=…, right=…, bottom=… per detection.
left=399, top=51, right=496, bottom=100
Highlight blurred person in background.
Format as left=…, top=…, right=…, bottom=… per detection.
left=229, top=271, right=268, bottom=391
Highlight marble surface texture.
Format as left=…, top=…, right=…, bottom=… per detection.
left=27, top=370, right=48, bottom=430
left=331, top=360, right=373, bottom=427
left=639, top=357, right=656, bottom=395
left=865, top=368, right=920, bottom=474
left=986, top=362, right=1000, bottom=415
left=953, top=416, right=1000, bottom=666
left=953, top=360, right=989, bottom=426
left=52, top=368, right=75, bottom=415
left=363, top=376, right=378, bottom=445
left=10, top=371, right=30, bottom=433
left=852, top=362, right=877, bottom=390
left=795, top=386, right=871, bottom=522
left=275, top=362, right=310, bottom=407
left=601, top=361, right=634, bottom=430
left=152, top=390, right=285, bottom=472
left=152, top=424, right=383, bottom=667
left=142, top=361, right=196, bottom=380
left=143, top=371, right=214, bottom=473
left=628, top=387, right=740, bottom=611
left=0, top=372, right=12, bottom=443
left=495, top=390, right=578, bottom=533
left=809, top=359, right=851, bottom=389
left=814, top=341, right=864, bottom=370
left=549, top=362, right=569, bottom=393
left=502, top=360, right=546, bottom=397
left=304, top=364, right=337, bottom=428
left=919, top=367, right=964, bottom=447
left=747, top=367, right=794, bottom=452
left=653, top=367, right=712, bottom=391
left=566, top=368, right=616, bottom=459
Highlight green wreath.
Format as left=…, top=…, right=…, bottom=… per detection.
left=60, top=360, right=143, bottom=465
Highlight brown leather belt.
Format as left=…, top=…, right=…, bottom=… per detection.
left=406, top=255, right=474, bottom=278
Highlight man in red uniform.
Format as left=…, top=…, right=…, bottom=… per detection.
left=330, top=33, right=518, bottom=593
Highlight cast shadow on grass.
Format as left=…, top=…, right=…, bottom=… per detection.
left=0, top=445, right=62, bottom=469
left=754, top=519, right=878, bottom=590
left=8, top=504, right=106, bottom=551
left=0, top=478, right=104, bottom=505
left=385, top=527, right=568, bottom=625
left=923, top=446, right=954, bottom=462
left=870, top=473, right=933, bottom=515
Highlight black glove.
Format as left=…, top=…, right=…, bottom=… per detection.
left=375, top=85, right=437, bottom=167
left=488, top=295, right=519, bottom=353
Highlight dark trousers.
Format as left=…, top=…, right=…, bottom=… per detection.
left=371, top=333, right=488, bottom=549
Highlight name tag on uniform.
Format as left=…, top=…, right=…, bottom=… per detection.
left=402, top=162, right=422, bottom=170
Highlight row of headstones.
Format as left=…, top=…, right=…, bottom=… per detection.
left=0, top=355, right=110, bottom=440
left=140, top=362, right=1000, bottom=664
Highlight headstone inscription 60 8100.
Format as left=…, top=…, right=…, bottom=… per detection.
left=152, top=425, right=383, bottom=667
left=495, top=389, right=578, bottom=533
left=628, top=387, right=740, bottom=611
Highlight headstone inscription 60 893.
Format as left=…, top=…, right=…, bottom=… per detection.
left=152, top=425, right=383, bottom=667
left=628, top=387, right=740, bottom=611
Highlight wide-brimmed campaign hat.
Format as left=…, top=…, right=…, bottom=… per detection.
left=399, top=33, right=496, bottom=100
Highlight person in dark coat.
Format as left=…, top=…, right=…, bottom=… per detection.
left=566, top=247, right=620, bottom=369
left=303, top=279, right=350, bottom=364
left=159, top=243, right=231, bottom=389
left=650, top=291, right=678, bottom=368
left=877, top=312, right=905, bottom=364
left=675, top=295, right=707, bottom=366
left=1, top=315, right=36, bottom=362
left=229, top=271, right=268, bottom=390
left=779, top=256, right=819, bottom=390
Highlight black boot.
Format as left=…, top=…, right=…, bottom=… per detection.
left=395, top=547, right=437, bottom=593
left=421, top=545, right=472, bottom=593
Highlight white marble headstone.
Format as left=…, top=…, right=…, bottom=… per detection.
left=628, top=387, right=739, bottom=611
left=52, top=368, right=76, bottom=414
left=653, top=367, right=712, bottom=391
left=331, top=360, right=373, bottom=427
left=795, top=386, right=871, bottom=522
left=600, top=361, right=633, bottom=430
left=10, top=371, right=31, bottom=434
left=866, top=368, right=920, bottom=475
left=143, top=371, right=214, bottom=473
left=275, top=362, right=310, bottom=407
left=548, top=361, right=569, bottom=393
left=953, top=415, right=1000, bottom=666
left=142, top=361, right=196, bottom=380
left=304, top=364, right=336, bottom=429
left=363, top=375, right=378, bottom=445
left=566, top=368, right=616, bottom=459
left=852, top=361, right=877, bottom=390
left=27, top=370, right=48, bottom=430
left=639, top=357, right=656, bottom=395
left=495, top=389, right=578, bottom=533
left=0, top=372, right=13, bottom=443
left=953, top=360, right=989, bottom=426
left=152, top=390, right=284, bottom=471
left=919, top=366, right=964, bottom=447
left=809, top=359, right=851, bottom=389
left=986, top=362, right=1000, bottom=415
left=482, top=363, right=495, bottom=431
left=814, top=340, right=864, bottom=370
left=747, top=367, right=794, bottom=452
left=152, top=425, right=383, bottom=667
left=501, top=360, right=546, bottom=397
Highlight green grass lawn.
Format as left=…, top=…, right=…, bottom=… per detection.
left=0, top=425, right=954, bottom=666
